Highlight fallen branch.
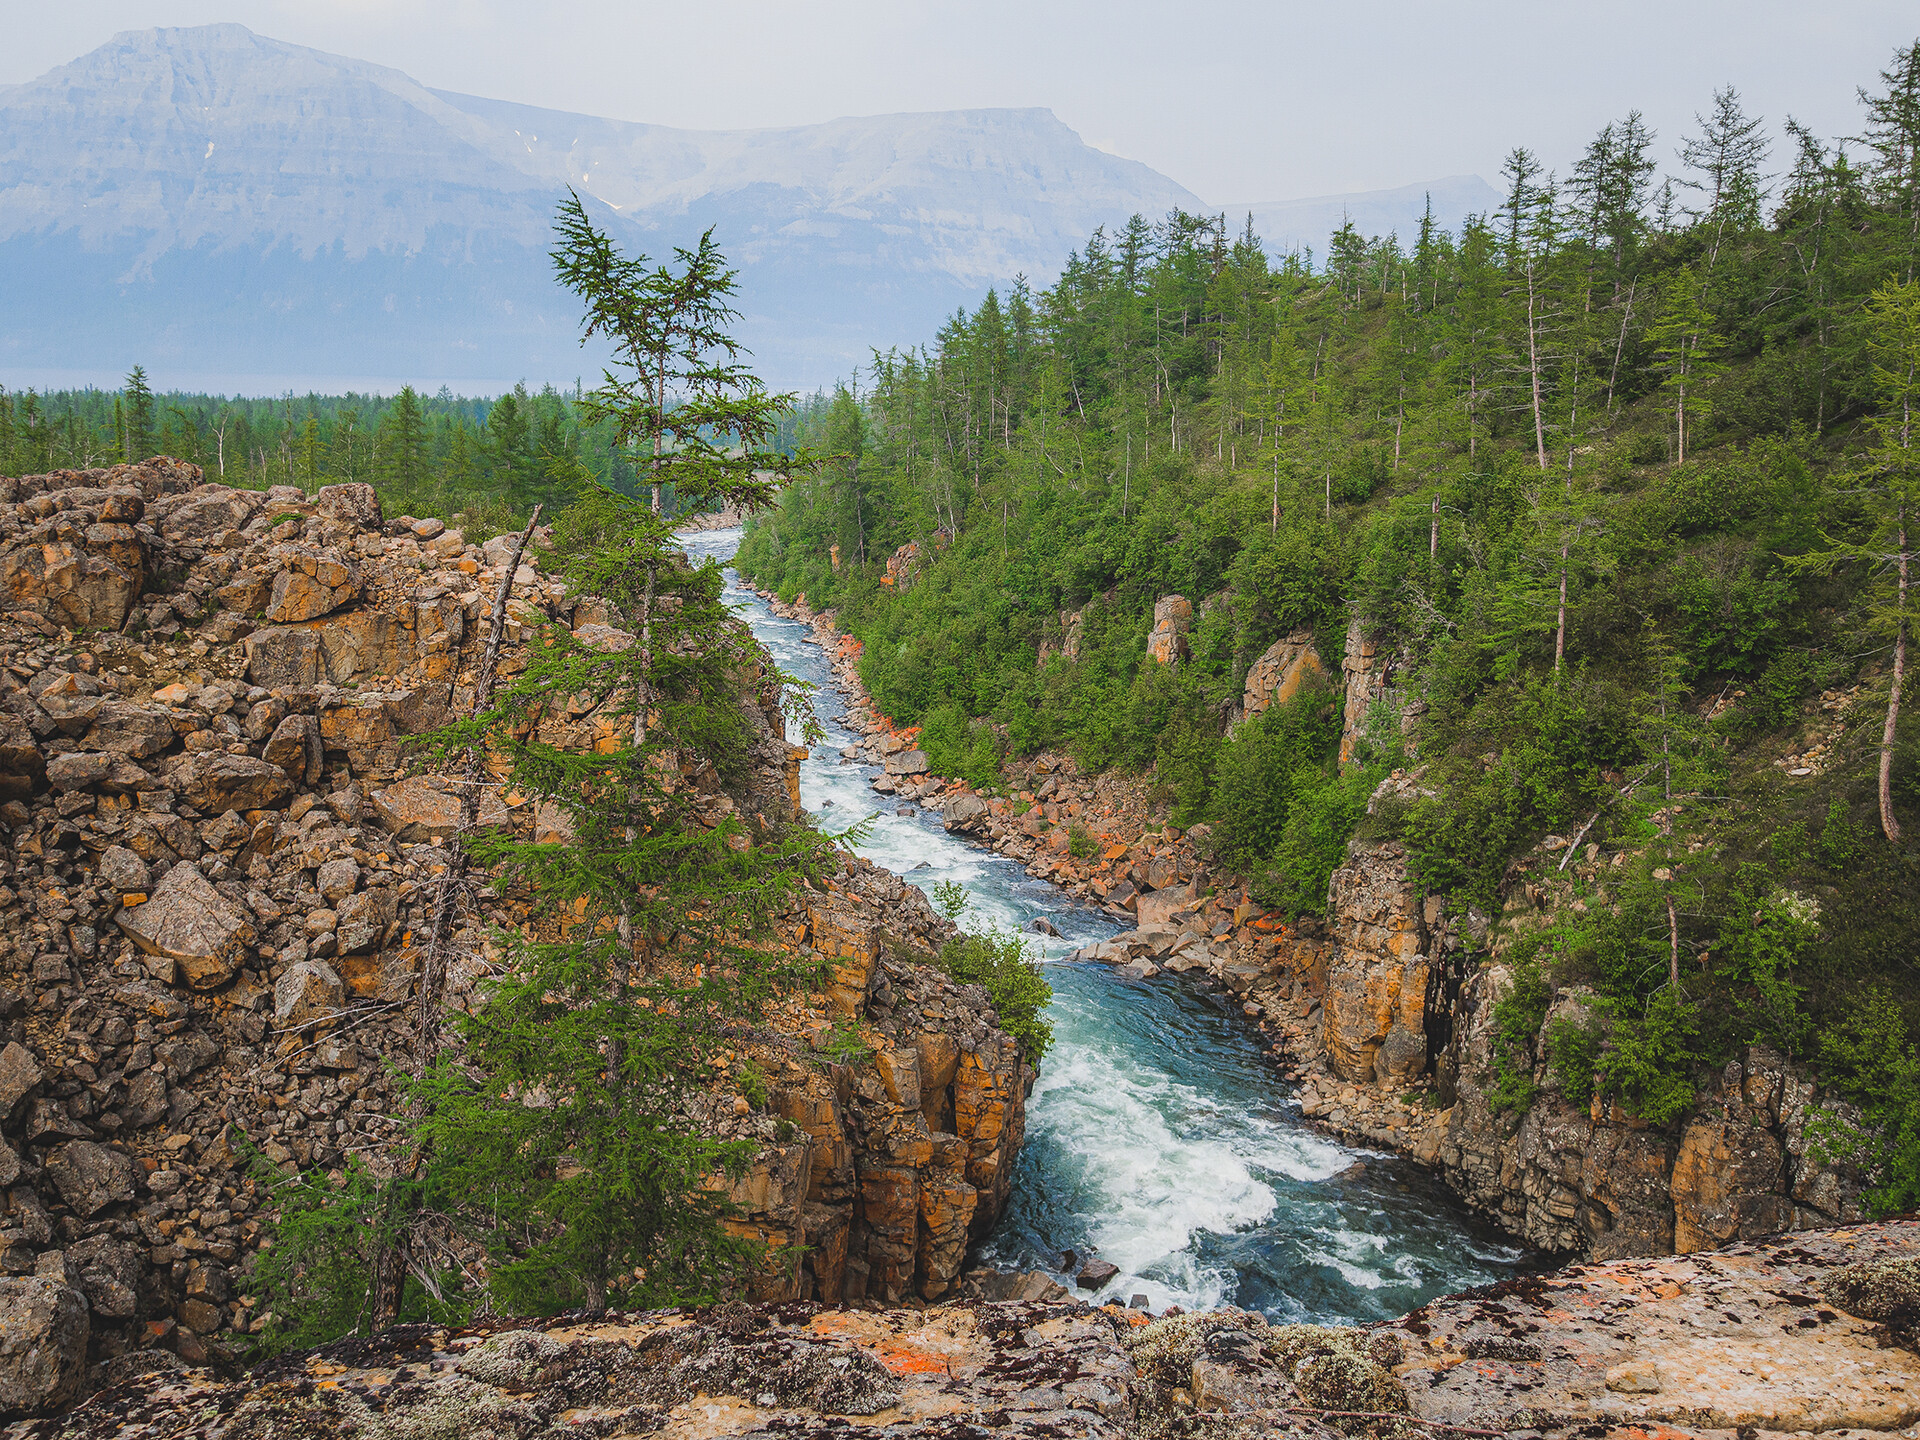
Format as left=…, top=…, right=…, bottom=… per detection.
left=1284, top=1407, right=1503, bottom=1437
left=1557, top=763, right=1658, bottom=872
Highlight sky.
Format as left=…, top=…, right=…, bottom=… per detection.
left=7, top=0, right=1918, bottom=204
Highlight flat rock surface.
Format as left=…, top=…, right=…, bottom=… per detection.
left=1389, top=1220, right=1920, bottom=1437
left=6, top=1300, right=1138, bottom=1439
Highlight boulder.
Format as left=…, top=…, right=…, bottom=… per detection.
left=334, top=887, right=398, bottom=956
left=171, top=752, right=292, bottom=814
left=263, top=712, right=324, bottom=787
left=274, top=960, right=345, bottom=1030
left=0, top=1277, right=89, bottom=1418
left=80, top=702, right=176, bottom=759
left=315, top=483, right=382, bottom=530
left=97, top=845, right=151, bottom=893
left=941, top=794, right=989, bottom=834
left=43, top=1141, right=135, bottom=1217
left=44, top=752, right=152, bottom=794
left=1076, top=1258, right=1120, bottom=1289
left=368, top=775, right=508, bottom=842
left=151, top=485, right=262, bottom=545
left=884, top=748, right=931, bottom=777
left=265, top=547, right=358, bottom=623
left=315, top=857, right=360, bottom=903
left=0, top=504, right=145, bottom=631
left=31, top=674, right=105, bottom=735
left=244, top=610, right=409, bottom=688
left=1242, top=629, right=1326, bottom=720
left=0, top=1043, right=43, bottom=1115
left=63, top=1237, right=140, bottom=1321
left=116, top=862, right=256, bottom=989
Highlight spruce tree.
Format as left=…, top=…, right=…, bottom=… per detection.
left=360, top=196, right=808, bottom=1325
left=122, top=365, right=155, bottom=462
left=412, top=481, right=828, bottom=1311
left=383, top=384, right=429, bottom=494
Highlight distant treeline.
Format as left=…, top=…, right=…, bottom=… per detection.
left=0, top=375, right=819, bottom=531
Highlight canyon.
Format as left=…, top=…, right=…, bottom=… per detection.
left=0, top=486, right=1904, bottom=1435
left=754, top=574, right=1871, bottom=1266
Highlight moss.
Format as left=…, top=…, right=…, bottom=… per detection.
left=1267, top=1326, right=1409, bottom=1440
left=1823, top=1256, right=1920, bottom=1335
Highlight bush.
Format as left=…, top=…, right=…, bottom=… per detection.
left=1592, top=988, right=1701, bottom=1125
left=939, top=928, right=1053, bottom=1063
left=246, top=1155, right=443, bottom=1352
left=1254, top=767, right=1377, bottom=918
left=1488, top=957, right=1552, bottom=1118
left=1209, top=682, right=1341, bottom=867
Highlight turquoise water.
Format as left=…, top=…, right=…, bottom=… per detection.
left=682, top=529, right=1530, bottom=1320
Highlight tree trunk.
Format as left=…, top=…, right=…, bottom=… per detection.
left=1667, top=893, right=1681, bottom=989
left=369, top=504, right=542, bottom=1332
left=1527, top=260, right=1549, bottom=471
left=1554, top=541, right=1569, bottom=673
left=1882, top=503, right=1908, bottom=843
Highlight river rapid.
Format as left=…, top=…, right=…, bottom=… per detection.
left=682, top=528, right=1530, bottom=1323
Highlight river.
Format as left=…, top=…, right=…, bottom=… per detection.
left=682, top=528, right=1531, bottom=1323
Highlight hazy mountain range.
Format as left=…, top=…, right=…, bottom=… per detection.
left=0, top=25, right=1497, bottom=394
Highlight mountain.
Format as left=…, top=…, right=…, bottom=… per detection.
left=0, top=25, right=1484, bottom=394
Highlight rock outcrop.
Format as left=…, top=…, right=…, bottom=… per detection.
left=1241, top=629, right=1325, bottom=722
left=0, top=462, right=1036, bottom=1419
left=17, top=1221, right=1920, bottom=1440
left=1265, top=835, right=1865, bottom=1261
left=1144, top=595, right=1191, bottom=666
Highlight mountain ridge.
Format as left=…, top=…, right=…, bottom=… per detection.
left=0, top=24, right=1486, bottom=391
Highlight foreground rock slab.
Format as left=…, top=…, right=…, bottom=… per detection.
left=14, top=1223, right=1920, bottom=1438
left=1390, top=1219, right=1920, bottom=1437
left=6, top=1300, right=1139, bottom=1439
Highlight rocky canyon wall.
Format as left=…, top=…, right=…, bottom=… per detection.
left=0, top=461, right=1032, bottom=1418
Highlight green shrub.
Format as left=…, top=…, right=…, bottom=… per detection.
left=1594, top=988, right=1701, bottom=1125
left=1816, top=988, right=1920, bottom=1217
left=1545, top=1014, right=1603, bottom=1103
left=1488, top=957, right=1552, bottom=1118
left=1254, top=767, right=1377, bottom=918
left=246, top=1155, right=448, bottom=1353
left=939, top=928, right=1054, bottom=1063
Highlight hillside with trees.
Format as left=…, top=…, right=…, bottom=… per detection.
left=737, top=45, right=1920, bottom=1204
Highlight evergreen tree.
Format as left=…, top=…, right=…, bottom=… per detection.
left=413, top=480, right=829, bottom=1311
left=383, top=384, right=430, bottom=493
left=1791, top=279, right=1920, bottom=840
left=123, top=365, right=155, bottom=461
left=552, top=190, right=792, bottom=516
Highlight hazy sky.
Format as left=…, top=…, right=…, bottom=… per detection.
left=8, top=1, right=1918, bottom=203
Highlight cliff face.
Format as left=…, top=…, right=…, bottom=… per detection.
left=0, top=462, right=1032, bottom=1418
left=1273, top=835, right=1866, bottom=1261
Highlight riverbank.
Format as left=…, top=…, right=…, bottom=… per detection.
left=752, top=593, right=1458, bottom=1180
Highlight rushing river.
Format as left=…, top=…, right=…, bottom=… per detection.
left=682, top=528, right=1531, bottom=1322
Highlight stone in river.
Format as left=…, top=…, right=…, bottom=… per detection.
left=1076, top=1258, right=1120, bottom=1289
left=1031, top=917, right=1061, bottom=937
